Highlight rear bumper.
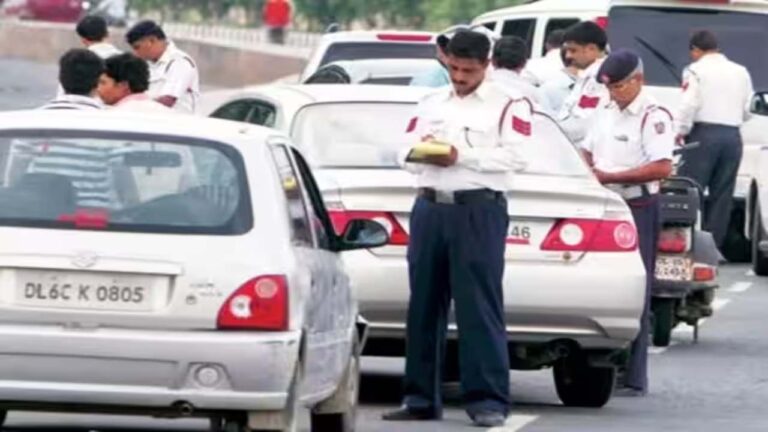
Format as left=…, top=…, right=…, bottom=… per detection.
left=0, top=325, right=301, bottom=412
left=344, top=249, right=645, bottom=351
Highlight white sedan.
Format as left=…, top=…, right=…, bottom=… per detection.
left=0, top=110, right=388, bottom=431
left=211, top=84, right=647, bottom=408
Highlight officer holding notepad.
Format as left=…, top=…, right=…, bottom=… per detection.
left=382, top=30, right=533, bottom=428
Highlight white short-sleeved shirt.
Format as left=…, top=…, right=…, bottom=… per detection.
left=148, top=42, right=200, bottom=114
left=582, top=90, right=674, bottom=177
left=398, top=81, right=533, bottom=192
left=558, top=57, right=608, bottom=143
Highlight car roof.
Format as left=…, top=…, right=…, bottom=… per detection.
left=609, top=0, right=768, bottom=12
left=327, top=58, right=438, bottom=78
left=0, top=110, right=283, bottom=146
left=227, top=84, right=432, bottom=105
left=318, top=30, right=438, bottom=44
left=476, top=0, right=610, bottom=21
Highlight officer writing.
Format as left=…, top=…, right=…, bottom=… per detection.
left=382, top=29, right=532, bottom=427
left=581, top=49, right=675, bottom=396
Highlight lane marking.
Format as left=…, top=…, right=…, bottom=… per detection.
left=488, top=415, right=539, bottom=432
left=727, top=281, right=753, bottom=293
left=713, top=298, right=731, bottom=311
left=746, top=270, right=755, bottom=277
left=649, top=340, right=679, bottom=355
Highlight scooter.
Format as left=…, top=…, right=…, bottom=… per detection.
left=651, top=143, right=721, bottom=347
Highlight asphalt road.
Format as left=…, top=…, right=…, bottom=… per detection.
left=1, top=57, right=767, bottom=432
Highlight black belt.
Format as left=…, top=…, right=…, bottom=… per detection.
left=418, top=188, right=504, bottom=205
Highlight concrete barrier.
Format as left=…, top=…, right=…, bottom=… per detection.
left=0, top=20, right=308, bottom=88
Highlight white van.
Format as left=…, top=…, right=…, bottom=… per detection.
left=473, top=0, right=768, bottom=261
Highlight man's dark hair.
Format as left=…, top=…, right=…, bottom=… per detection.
left=446, top=30, right=490, bottom=62
left=126, top=20, right=166, bottom=45
left=493, top=36, right=528, bottom=70
left=690, top=30, right=718, bottom=51
left=59, top=48, right=104, bottom=96
left=105, top=53, right=150, bottom=93
left=545, top=29, right=566, bottom=50
left=76, top=16, right=108, bottom=42
left=563, top=21, right=607, bottom=51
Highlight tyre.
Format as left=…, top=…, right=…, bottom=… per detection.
left=751, top=204, right=768, bottom=276
left=311, top=338, right=360, bottom=432
left=553, top=353, right=615, bottom=408
left=652, top=299, right=676, bottom=347
left=723, top=206, right=750, bottom=263
left=252, top=364, right=300, bottom=432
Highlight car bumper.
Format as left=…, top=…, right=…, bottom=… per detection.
left=345, top=249, right=645, bottom=349
left=0, top=325, right=301, bottom=412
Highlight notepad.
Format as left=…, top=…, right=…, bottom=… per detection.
left=406, top=141, right=452, bottom=162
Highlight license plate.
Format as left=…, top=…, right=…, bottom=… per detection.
left=15, top=270, right=153, bottom=311
left=655, top=255, right=692, bottom=282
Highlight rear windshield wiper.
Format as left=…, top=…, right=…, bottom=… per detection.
left=634, top=36, right=681, bottom=85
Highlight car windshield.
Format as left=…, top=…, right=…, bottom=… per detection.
left=319, top=42, right=437, bottom=67
left=0, top=131, right=251, bottom=234
left=291, top=102, right=590, bottom=177
left=608, top=6, right=768, bottom=88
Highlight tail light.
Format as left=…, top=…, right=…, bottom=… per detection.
left=217, top=275, right=288, bottom=331
left=594, top=16, right=609, bottom=29
left=328, top=210, right=409, bottom=246
left=376, top=33, right=433, bottom=42
left=57, top=209, right=109, bottom=229
left=693, top=265, right=716, bottom=282
left=658, top=228, right=690, bottom=254
left=540, top=219, right=637, bottom=252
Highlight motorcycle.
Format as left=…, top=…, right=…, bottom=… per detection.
left=651, top=143, right=720, bottom=347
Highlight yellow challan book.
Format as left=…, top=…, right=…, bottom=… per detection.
left=406, top=141, right=452, bottom=163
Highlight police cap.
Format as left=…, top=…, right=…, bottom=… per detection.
left=596, top=49, right=643, bottom=85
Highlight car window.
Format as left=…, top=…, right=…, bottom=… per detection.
left=502, top=19, right=536, bottom=56
left=269, top=144, right=315, bottom=247
left=480, top=21, right=497, bottom=32
left=319, top=42, right=437, bottom=67
left=543, top=18, right=579, bottom=55
left=608, top=6, right=768, bottom=88
left=210, top=100, right=253, bottom=122
left=291, top=149, right=335, bottom=250
left=248, top=102, right=277, bottom=128
left=0, top=132, right=251, bottom=234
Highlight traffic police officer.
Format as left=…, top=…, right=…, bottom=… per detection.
left=382, top=30, right=532, bottom=427
left=126, top=20, right=200, bottom=114
left=676, top=30, right=754, bottom=252
left=559, top=21, right=609, bottom=145
left=582, top=49, right=675, bottom=396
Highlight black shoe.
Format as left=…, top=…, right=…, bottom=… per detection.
left=471, top=411, right=506, bottom=427
left=381, top=406, right=441, bottom=421
left=614, top=386, right=648, bottom=397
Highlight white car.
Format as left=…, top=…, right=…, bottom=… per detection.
left=473, top=0, right=768, bottom=262
left=304, top=58, right=441, bottom=86
left=0, top=110, right=389, bottom=431
left=211, top=84, right=646, bottom=408
left=300, top=30, right=438, bottom=83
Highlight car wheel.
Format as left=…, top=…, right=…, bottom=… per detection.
left=311, top=337, right=360, bottom=432
left=723, top=206, right=750, bottom=263
left=652, top=299, right=676, bottom=347
left=751, top=204, right=768, bottom=276
left=252, top=363, right=300, bottom=432
left=0, top=410, right=6, bottom=427
left=553, top=353, right=615, bottom=408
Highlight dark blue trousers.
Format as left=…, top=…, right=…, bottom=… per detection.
left=679, top=123, right=743, bottom=248
left=403, top=196, right=511, bottom=417
left=625, top=196, right=660, bottom=391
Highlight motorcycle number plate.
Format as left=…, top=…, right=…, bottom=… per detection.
left=655, top=255, right=692, bottom=282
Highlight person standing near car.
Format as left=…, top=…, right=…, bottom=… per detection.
left=490, top=36, right=547, bottom=111
left=409, top=31, right=452, bottom=88
left=523, top=29, right=566, bottom=87
left=126, top=20, right=200, bottom=114
left=382, top=30, right=532, bottom=428
left=263, top=0, right=292, bottom=45
left=558, top=21, right=608, bottom=144
left=76, top=16, right=121, bottom=59
left=581, top=49, right=675, bottom=396
left=676, top=30, right=754, bottom=252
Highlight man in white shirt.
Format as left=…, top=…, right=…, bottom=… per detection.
left=490, top=36, right=546, bottom=111
left=382, top=30, right=532, bottom=428
left=540, top=48, right=580, bottom=114
left=523, top=29, right=566, bottom=86
left=676, top=30, right=754, bottom=251
left=558, top=22, right=609, bottom=144
left=76, top=16, right=122, bottom=59
left=126, top=20, right=200, bottom=114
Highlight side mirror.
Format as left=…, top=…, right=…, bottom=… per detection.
left=750, top=91, right=768, bottom=116
left=338, top=219, right=389, bottom=251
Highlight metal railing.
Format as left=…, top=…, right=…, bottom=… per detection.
left=161, top=22, right=322, bottom=51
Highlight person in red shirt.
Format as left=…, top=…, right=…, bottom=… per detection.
left=263, top=0, right=292, bottom=45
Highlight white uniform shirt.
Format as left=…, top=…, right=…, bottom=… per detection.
left=582, top=90, right=674, bottom=190
left=89, top=42, right=122, bottom=59
left=558, top=57, right=608, bottom=144
left=541, top=68, right=578, bottom=115
left=148, top=42, right=200, bottom=114
left=40, top=94, right=103, bottom=110
left=490, top=68, right=548, bottom=112
left=523, top=49, right=565, bottom=86
left=399, top=81, right=532, bottom=192
left=676, top=53, right=754, bottom=135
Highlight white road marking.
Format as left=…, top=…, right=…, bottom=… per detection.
left=727, top=281, right=753, bottom=293
left=746, top=269, right=755, bottom=277
left=713, top=298, right=731, bottom=311
left=488, top=415, right=539, bottom=432
left=649, top=340, right=679, bottom=355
